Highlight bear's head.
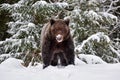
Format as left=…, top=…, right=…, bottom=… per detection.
left=49, top=19, right=70, bottom=43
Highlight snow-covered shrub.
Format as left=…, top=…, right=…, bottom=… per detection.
left=75, top=32, right=120, bottom=63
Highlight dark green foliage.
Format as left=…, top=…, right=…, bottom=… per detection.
left=0, top=0, right=19, bottom=4
left=0, top=9, right=11, bottom=41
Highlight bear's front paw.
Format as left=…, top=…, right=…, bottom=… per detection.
left=43, top=64, right=49, bottom=69
left=51, top=61, right=58, bottom=66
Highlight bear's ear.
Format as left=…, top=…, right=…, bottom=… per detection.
left=64, top=19, right=70, bottom=26
left=50, top=19, right=55, bottom=25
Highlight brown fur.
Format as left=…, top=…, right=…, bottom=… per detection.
left=41, top=19, right=75, bottom=69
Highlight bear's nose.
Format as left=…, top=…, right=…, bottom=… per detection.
left=56, top=34, right=63, bottom=43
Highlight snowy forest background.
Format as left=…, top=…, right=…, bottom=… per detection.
left=0, top=0, right=120, bottom=66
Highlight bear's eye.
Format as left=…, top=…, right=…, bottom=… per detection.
left=52, top=29, right=57, bottom=33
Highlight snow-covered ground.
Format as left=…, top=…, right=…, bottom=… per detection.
left=0, top=58, right=120, bottom=80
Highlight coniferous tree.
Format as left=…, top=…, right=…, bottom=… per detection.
left=66, top=0, right=120, bottom=63
left=0, top=0, right=69, bottom=65
left=0, top=0, right=120, bottom=65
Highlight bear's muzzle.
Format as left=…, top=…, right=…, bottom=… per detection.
left=56, top=34, right=63, bottom=43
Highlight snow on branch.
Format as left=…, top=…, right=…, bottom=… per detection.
left=54, top=2, right=68, bottom=8
left=32, top=0, right=68, bottom=9
left=109, top=45, right=120, bottom=57
left=32, top=1, right=48, bottom=9
left=84, top=10, right=103, bottom=21
left=99, top=12, right=118, bottom=24
left=75, top=32, right=110, bottom=53
left=75, top=32, right=120, bottom=63
left=106, top=0, right=120, bottom=12
left=1, top=3, right=11, bottom=10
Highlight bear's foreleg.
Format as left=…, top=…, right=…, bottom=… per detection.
left=59, top=52, right=69, bottom=66
left=65, top=39, right=75, bottom=65
left=42, top=41, right=52, bottom=69
left=50, top=53, right=58, bottom=66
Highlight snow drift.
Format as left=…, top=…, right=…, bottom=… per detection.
left=0, top=58, right=120, bottom=80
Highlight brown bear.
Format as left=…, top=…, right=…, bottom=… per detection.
left=41, top=19, right=74, bottom=69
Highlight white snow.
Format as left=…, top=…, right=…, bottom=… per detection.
left=0, top=58, right=120, bottom=80
left=28, top=23, right=35, bottom=27
left=78, top=54, right=107, bottom=64
left=55, top=2, right=68, bottom=8
left=32, top=1, right=47, bottom=8
left=84, top=10, right=102, bottom=21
